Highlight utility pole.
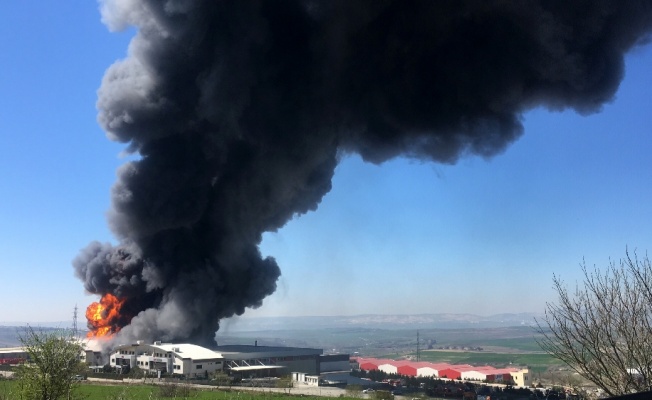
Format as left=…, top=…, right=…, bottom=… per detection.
left=72, top=304, right=78, bottom=338
left=417, top=330, right=420, bottom=362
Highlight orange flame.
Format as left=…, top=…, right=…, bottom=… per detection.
left=86, top=293, right=126, bottom=338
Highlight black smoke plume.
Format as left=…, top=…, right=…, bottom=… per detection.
left=74, top=0, right=652, bottom=346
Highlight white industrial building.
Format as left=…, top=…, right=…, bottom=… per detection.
left=414, top=363, right=450, bottom=377
left=378, top=360, right=408, bottom=374
left=110, top=341, right=224, bottom=378
left=108, top=341, right=350, bottom=379
left=460, top=367, right=499, bottom=381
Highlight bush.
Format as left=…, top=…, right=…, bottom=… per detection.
left=346, top=384, right=363, bottom=398
left=372, top=390, right=393, bottom=400
left=158, top=383, right=194, bottom=398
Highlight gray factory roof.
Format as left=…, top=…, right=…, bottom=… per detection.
left=230, top=365, right=285, bottom=372
left=214, top=345, right=321, bottom=354
left=110, top=342, right=323, bottom=361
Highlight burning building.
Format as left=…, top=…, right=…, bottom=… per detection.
left=85, top=293, right=127, bottom=338
left=74, top=1, right=652, bottom=345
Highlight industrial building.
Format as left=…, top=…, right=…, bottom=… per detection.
left=356, top=357, right=529, bottom=387
left=111, top=341, right=226, bottom=378
left=0, top=347, right=28, bottom=365
left=396, top=362, right=451, bottom=377
left=109, top=341, right=350, bottom=379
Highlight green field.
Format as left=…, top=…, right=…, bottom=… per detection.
left=0, top=380, right=349, bottom=400
left=470, top=337, right=545, bottom=352
left=408, top=350, right=560, bottom=373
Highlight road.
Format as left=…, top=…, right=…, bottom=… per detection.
left=87, top=378, right=351, bottom=398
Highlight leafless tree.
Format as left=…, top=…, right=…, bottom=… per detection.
left=536, top=250, right=652, bottom=397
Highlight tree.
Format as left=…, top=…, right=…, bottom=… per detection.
left=210, top=371, right=232, bottom=387
left=275, top=374, right=294, bottom=393
left=15, top=326, right=85, bottom=400
left=536, top=250, right=652, bottom=397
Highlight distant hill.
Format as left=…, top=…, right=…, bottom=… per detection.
left=0, top=325, right=69, bottom=347
left=224, top=312, right=543, bottom=332
left=0, top=313, right=544, bottom=348
left=0, top=321, right=73, bottom=328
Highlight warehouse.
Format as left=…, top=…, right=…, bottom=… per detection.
left=0, top=347, right=28, bottom=365
left=397, top=362, right=451, bottom=377
left=108, top=341, right=340, bottom=379
left=460, top=366, right=501, bottom=381
left=215, top=344, right=323, bottom=378
left=378, top=360, right=411, bottom=374
left=357, top=358, right=392, bottom=371
left=355, top=358, right=529, bottom=387
left=431, top=365, right=474, bottom=380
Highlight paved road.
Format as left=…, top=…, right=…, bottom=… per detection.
left=87, top=378, right=350, bottom=398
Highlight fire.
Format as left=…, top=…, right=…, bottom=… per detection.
left=86, top=293, right=126, bottom=338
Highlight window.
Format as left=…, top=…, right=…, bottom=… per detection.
left=196, top=365, right=202, bottom=370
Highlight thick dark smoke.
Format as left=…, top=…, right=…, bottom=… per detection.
left=74, top=0, right=652, bottom=346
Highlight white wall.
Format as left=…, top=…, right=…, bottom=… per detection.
left=416, top=367, right=439, bottom=377
left=378, top=364, right=398, bottom=374
left=461, top=371, right=487, bottom=381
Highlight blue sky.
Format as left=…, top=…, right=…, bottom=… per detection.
left=1, top=2, right=651, bottom=323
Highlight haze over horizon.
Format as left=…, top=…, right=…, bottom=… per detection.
left=1, top=1, right=651, bottom=333
left=0, top=312, right=543, bottom=331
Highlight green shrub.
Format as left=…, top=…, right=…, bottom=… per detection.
left=372, top=390, right=393, bottom=400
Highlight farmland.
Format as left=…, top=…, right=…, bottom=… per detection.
left=413, top=350, right=559, bottom=373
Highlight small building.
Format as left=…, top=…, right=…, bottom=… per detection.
left=509, top=368, right=529, bottom=386
left=80, top=349, right=105, bottom=366
left=292, top=372, right=320, bottom=386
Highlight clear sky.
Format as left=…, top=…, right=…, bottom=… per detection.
left=1, top=2, right=651, bottom=324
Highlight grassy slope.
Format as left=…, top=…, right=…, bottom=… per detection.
left=0, top=380, right=353, bottom=400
